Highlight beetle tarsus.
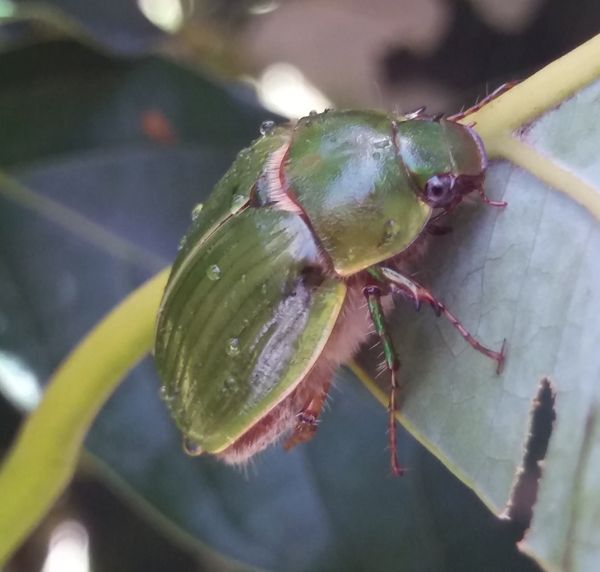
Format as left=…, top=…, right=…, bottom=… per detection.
left=283, top=380, right=332, bottom=451
left=478, top=186, right=507, bottom=208
left=496, top=339, right=507, bottom=375
left=448, top=81, right=520, bottom=122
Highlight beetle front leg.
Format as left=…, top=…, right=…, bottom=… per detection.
left=379, top=267, right=505, bottom=373
left=448, top=81, right=520, bottom=122
left=365, top=285, right=405, bottom=476
left=283, top=379, right=332, bottom=451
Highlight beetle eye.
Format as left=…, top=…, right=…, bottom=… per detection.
left=424, top=174, right=456, bottom=208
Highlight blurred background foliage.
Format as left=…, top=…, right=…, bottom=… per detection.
left=0, top=0, right=599, bottom=571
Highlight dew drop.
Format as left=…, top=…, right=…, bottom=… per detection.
left=183, top=437, right=203, bottom=456
left=383, top=219, right=399, bottom=240
left=206, top=264, right=221, bottom=281
left=191, top=203, right=203, bottom=220
left=177, top=236, right=187, bottom=251
left=374, top=139, right=390, bottom=149
left=241, top=274, right=247, bottom=283
left=159, top=386, right=168, bottom=401
left=260, top=120, right=275, bottom=136
left=226, top=338, right=240, bottom=356
left=261, top=284, right=268, bottom=295
left=372, top=151, right=381, bottom=160
left=309, top=110, right=318, bottom=116
left=226, top=377, right=236, bottom=388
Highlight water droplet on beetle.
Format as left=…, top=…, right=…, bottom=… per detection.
left=260, top=120, right=275, bottom=136
left=191, top=203, right=203, bottom=220
left=374, top=139, right=390, bottom=150
left=159, top=386, right=168, bottom=400
left=383, top=219, right=399, bottom=240
left=183, top=438, right=203, bottom=456
left=226, top=338, right=240, bottom=356
left=206, top=265, right=221, bottom=281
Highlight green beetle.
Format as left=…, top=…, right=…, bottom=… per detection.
left=155, top=101, right=507, bottom=474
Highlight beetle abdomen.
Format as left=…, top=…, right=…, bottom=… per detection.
left=217, top=278, right=376, bottom=464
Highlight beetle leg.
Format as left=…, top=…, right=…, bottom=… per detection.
left=404, top=106, right=427, bottom=119
left=365, top=285, right=405, bottom=476
left=283, top=380, right=332, bottom=451
left=379, top=267, right=506, bottom=374
left=448, top=81, right=520, bottom=122
left=477, top=186, right=507, bottom=208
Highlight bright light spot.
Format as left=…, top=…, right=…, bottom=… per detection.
left=138, top=0, right=183, bottom=32
left=257, top=63, right=333, bottom=119
left=0, top=350, right=42, bottom=412
left=0, top=0, right=16, bottom=18
left=248, top=0, right=279, bottom=15
left=42, top=521, right=90, bottom=572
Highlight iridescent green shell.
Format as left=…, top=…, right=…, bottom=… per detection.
left=155, top=109, right=488, bottom=457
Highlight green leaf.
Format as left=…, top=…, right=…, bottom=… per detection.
left=354, top=35, right=600, bottom=572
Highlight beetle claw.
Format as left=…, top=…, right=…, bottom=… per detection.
left=405, top=106, right=427, bottom=119
left=495, top=339, right=507, bottom=375
left=478, top=187, right=507, bottom=208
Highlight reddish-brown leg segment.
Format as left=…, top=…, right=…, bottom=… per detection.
left=448, top=81, right=520, bottom=122
left=379, top=267, right=506, bottom=374
left=283, top=379, right=332, bottom=451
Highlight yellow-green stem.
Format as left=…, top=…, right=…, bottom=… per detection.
left=0, top=269, right=169, bottom=564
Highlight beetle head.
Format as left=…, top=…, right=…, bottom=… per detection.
left=395, top=117, right=500, bottom=222
left=422, top=170, right=486, bottom=218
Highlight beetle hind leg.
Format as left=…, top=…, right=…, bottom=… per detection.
left=365, top=285, right=405, bottom=476
left=283, top=379, right=332, bottom=451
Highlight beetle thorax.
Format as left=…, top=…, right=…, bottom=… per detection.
left=261, top=110, right=432, bottom=278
